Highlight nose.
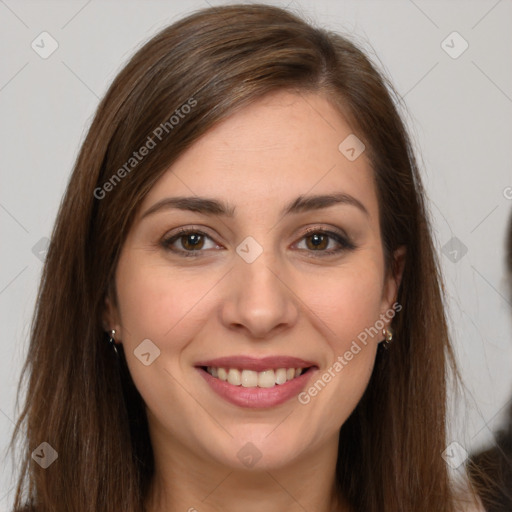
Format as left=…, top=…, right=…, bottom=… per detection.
left=219, top=248, right=300, bottom=340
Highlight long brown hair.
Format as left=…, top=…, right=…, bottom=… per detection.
left=9, top=4, right=467, bottom=511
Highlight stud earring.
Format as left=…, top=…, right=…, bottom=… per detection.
left=382, top=326, right=393, bottom=347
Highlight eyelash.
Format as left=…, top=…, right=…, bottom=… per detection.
left=160, top=226, right=356, bottom=258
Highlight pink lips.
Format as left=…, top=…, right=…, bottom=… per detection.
left=194, top=355, right=318, bottom=409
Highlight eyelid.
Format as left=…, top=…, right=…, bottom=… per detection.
left=301, top=224, right=347, bottom=239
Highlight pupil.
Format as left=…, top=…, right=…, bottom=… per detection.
left=184, top=234, right=202, bottom=249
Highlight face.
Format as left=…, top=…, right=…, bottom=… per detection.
left=105, top=90, right=404, bottom=471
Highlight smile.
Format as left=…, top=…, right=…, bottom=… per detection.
left=203, top=366, right=310, bottom=388
left=195, top=356, right=318, bottom=408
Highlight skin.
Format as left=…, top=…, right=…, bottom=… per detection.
left=104, top=90, right=405, bottom=512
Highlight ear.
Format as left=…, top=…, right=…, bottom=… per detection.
left=102, top=290, right=123, bottom=341
left=380, top=245, right=406, bottom=315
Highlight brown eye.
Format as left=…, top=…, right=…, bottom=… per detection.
left=179, top=232, right=205, bottom=251
left=160, top=227, right=356, bottom=259
left=161, top=229, right=219, bottom=257
left=296, top=229, right=356, bottom=256
left=304, top=232, right=329, bottom=251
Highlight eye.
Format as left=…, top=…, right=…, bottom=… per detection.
left=161, top=228, right=220, bottom=257
left=294, top=228, right=356, bottom=256
left=161, top=226, right=356, bottom=258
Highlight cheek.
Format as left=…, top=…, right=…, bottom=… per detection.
left=113, top=259, right=206, bottom=419
left=113, top=257, right=224, bottom=397
left=115, top=257, right=210, bottom=343
left=296, top=267, right=382, bottom=431
left=306, top=263, right=385, bottom=348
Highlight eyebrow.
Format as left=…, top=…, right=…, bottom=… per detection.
left=140, top=192, right=369, bottom=220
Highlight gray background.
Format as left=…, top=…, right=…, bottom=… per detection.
left=1, top=0, right=511, bottom=507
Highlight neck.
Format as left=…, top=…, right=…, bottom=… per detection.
left=144, top=423, right=349, bottom=512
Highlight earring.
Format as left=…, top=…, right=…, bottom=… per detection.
left=108, top=329, right=119, bottom=356
left=382, top=326, right=393, bottom=347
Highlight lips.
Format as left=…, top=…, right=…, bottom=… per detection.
left=194, top=355, right=319, bottom=408
left=194, top=355, right=317, bottom=372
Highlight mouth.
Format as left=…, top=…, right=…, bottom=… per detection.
left=198, top=365, right=315, bottom=388
left=194, top=356, right=318, bottom=408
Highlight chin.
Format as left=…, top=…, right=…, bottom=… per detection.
left=201, top=429, right=307, bottom=471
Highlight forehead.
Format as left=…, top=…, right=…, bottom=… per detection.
left=139, top=90, right=378, bottom=223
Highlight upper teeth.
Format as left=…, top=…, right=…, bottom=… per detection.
left=207, top=367, right=304, bottom=388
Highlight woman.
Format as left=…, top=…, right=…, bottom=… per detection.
left=8, top=4, right=483, bottom=511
